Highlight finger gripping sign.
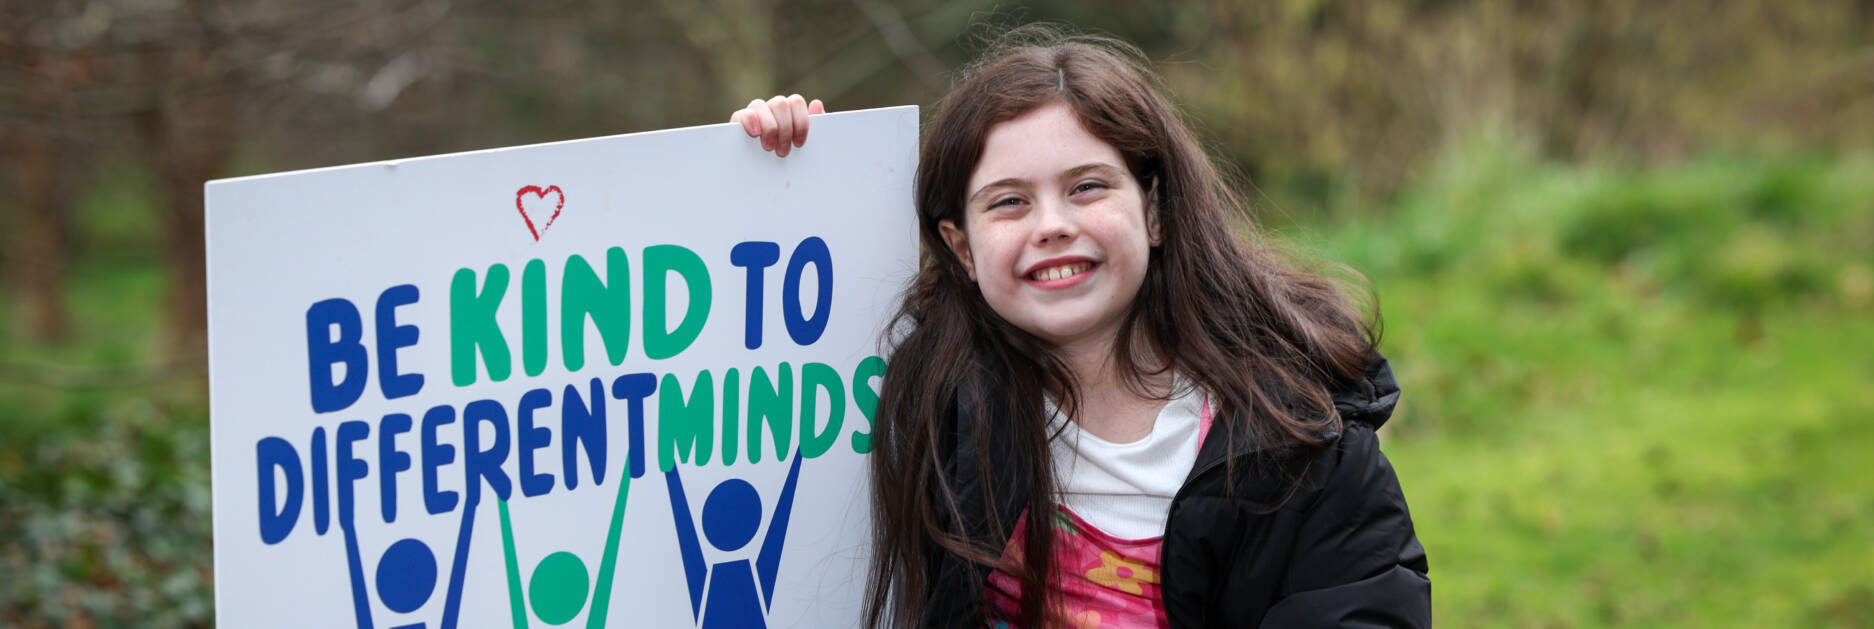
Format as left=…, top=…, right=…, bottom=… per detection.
left=208, top=107, right=918, bottom=628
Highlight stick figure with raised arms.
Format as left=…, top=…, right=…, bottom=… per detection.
left=665, top=452, right=804, bottom=628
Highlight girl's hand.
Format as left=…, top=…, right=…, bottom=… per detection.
left=730, top=95, right=825, bottom=157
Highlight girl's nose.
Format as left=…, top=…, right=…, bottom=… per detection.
left=1032, top=197, right=1076, bottom=245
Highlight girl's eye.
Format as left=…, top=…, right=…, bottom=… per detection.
left=989, top=196, right=1024, bottom=209
left=1072, top=181, right=1108, bottom=194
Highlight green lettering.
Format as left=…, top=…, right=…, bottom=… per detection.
left=745, top=363, right=792, bottom=464
left=450, top=265, right=511, bottom=386
left=658, top=371, right=716, bottom=472
left=562, top=248, right=630, bottom=371
left=522, top=259, right=547, bottom=377
left=644, top=245, right=711, bottom=360
left=721, top=368, right=741, bottom=466
left=850, top=355, right=885, bottom=454
left=798, top=362, right=845, bottom=459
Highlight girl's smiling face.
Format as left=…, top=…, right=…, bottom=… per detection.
left=940, top=102, right=1159, bottom=352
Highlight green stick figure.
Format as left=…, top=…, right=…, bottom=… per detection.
left=496, top=457, right=635, bottom=628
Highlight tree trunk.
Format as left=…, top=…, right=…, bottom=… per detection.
left=5, top=46, right=75, bottom=343
left=8, top=132, right=72, bottom=343
left=133, top=47, right=234, bottom=360
left=659, top=0, right=776, bottom=100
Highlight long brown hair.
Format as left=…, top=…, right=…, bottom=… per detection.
left=864, top=25, right=1378, bottom=628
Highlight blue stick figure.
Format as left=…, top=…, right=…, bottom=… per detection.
left=340, top=493, right=478, bottom=629
left=665, top=452, right=804, bottom=628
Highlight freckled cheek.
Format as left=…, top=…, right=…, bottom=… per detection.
left=966, top=228, right=1025, bottom=278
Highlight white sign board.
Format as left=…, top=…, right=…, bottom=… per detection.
left=208, top=107, right=919, bottom=628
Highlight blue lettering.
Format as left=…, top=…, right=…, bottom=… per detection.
left=256, top=437, right=303, bottom=544
left=379, top=413, right=413, bottom=523
left=421, top=405, right=460, bottom=516
left=375, top=284, right=425, bottom=400
left=731, top=241, right=780, bottom=349
left=307, top=298, right=369, bottom=413
left=611, top=373, right=657, bottom=479
left=311, top=426, right=330, bottom=534
left=783, top=237, right=833, bottom=346
left=562, top=378, right=607, bottom=490
left=336, top=420, right=371, bottom=527
left=464, top=400, right=513, bottom=505
left=518, top=388, right=556, bottom=498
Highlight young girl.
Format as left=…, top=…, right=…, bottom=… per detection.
left=732, top=27, right=1428, bottom=629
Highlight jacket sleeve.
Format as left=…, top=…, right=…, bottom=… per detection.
left=1260, top=421, right=1431, bottom=628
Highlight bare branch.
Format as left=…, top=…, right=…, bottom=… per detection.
left=851, top=0, right=947, bottom=94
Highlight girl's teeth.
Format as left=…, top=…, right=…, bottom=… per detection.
left=1033, top=263, right=1089, bottom=281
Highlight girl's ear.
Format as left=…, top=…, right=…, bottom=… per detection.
left=938, top=219, right=976, bottom=281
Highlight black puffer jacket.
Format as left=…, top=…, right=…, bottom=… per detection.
left=922, top=353, right=1430, bottom=628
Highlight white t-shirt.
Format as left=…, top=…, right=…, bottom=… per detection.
left=1046, top=379, right=1206, bottom=540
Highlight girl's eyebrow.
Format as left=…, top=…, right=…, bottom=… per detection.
left=967, top=177, right=1027, bottom=204
left=966, top=162, right=1125, bottom=204
left=1062, top=162, right=1124, bottom=179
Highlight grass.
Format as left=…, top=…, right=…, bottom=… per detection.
left=1312, top=134, right=1874, bottom=627
left=2, top=138, right=1870, bottom=626
left=1386, top=310, right=1874, bottom=627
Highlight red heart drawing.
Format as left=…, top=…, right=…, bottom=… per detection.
left=515, top=185, right=565, bottom=241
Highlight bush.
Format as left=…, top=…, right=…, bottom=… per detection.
left=0, top=391, right=213, bottom=628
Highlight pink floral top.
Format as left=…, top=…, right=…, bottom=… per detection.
left=982, top=398, right=1213, bottom=628
left=983, top=506, right=1172, bottom=628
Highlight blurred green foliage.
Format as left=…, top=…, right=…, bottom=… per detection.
left=1312, top=137, right=1874, bottom=626
left=5, top=137, right=1870, bottom=626
left=4, top=1, right=1873, bottom=626
left=0, top=251, right=214, bottom=627
left=0, top=393, right=212, bottom=628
